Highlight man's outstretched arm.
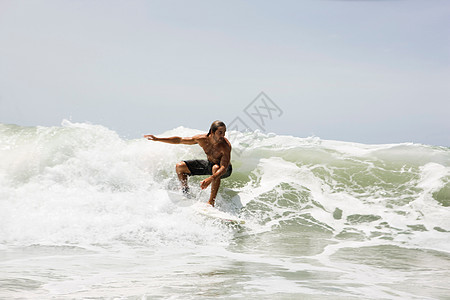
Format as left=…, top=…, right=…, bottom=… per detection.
left=144, top=134, right=199, bottom=145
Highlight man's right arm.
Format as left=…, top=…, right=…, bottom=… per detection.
left=144, top=134, right=199, bottom=145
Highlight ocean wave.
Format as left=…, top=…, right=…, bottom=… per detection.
left=1, top=120, right=449, bottom=253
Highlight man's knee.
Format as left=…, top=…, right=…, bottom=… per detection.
left=212, top=164, right=232, bottom=179
left=176, top=161, right=190, bottom=174
left=211, top=165, right=222, bottom=181
left=212, top=164, right=220, bottom=174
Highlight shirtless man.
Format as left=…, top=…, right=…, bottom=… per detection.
left=144, top=120, right=232, bottom=207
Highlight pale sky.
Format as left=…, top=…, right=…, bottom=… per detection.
left=0, top=0, right=449, bottom=146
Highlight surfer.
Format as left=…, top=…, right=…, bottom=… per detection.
left=144, top=120, right=232, bottom=207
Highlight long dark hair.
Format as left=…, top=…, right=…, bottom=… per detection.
left=207, top=120, right=226, bottom=136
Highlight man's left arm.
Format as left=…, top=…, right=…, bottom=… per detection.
left=200, top=148, right=231, bottom=189
left=211, top=152, right=230, bottom=180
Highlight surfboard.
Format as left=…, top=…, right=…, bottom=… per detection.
left=193, top=203, right=245, bottom=225
left=166, top=190, right=196, bottom=207
left=166, top=190, right=245, bottom=224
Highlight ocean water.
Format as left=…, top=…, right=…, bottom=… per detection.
left=1, top=120, right=449, bottom=299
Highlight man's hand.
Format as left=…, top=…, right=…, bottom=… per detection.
left=200, top=177, right=213, bottom=189
left=144, top=134, right=158, bottom=141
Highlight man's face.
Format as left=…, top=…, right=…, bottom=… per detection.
left=213, top=126, right=226, bottom=142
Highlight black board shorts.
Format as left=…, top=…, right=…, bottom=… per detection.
left=183, top=159, right=232, bottom=179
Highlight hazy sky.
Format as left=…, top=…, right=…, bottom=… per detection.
left=0, top=0, right=449, bottom=146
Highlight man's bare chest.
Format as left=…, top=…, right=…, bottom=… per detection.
left=201, top=143, right=222, bottom=159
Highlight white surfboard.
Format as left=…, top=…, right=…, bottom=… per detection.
left=166, top=190, right=196, bottom=207
left=166, top=190, right=245, bottom=224
left=193, top=203, right=245, bottom=225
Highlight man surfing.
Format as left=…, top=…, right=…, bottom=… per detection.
left=144, top=120, right=232, bottom=207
